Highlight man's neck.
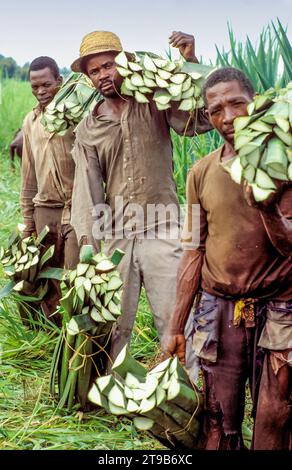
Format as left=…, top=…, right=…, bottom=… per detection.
left=221, top=141, right=236, bottom=162
left=100, top=96, right=128, bottom=119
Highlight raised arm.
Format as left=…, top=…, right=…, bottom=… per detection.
left=169, top=31, right=198, bottom=63
left=167, top=31, right=212, bottom=136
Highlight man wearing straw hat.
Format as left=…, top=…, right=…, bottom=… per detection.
left=70, top=30, right=211, bottom=375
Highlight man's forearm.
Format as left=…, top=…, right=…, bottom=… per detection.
left=168, top=250, right=204, bottom=334
left=260, top=205, right=292, bottom=257
left=21, top=131, right=37, bottom=233
left=186, top=55, right=199, bottom=63
left=20, top=190, right=37, bottom=232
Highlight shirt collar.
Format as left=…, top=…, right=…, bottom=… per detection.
left=32, top=103, right=43, bottom=121
left=92, top=96, right=133, bottom=121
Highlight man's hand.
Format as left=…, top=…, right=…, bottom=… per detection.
left=162, top=332, right=186, bottom=364
left=169, top=31, right=198, bottom=62
left=243, top=180, right=288, bottom=212
left=79, top=235, right=89, bottom=247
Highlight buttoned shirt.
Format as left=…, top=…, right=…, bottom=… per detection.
left=71, top=97, right=211, bottom=243
left=20, top=105, right=75, bottom=231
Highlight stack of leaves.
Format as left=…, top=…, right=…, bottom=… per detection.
left=225, top=82, right=292, bottom=201
left=88, top=345, right=204, bottom=450
left=50, top=245, right=125, bottom=411
left=41, top=72, right=101, bottom=135
left=0, top=224, right=55, bottom=303
left=115, top=51, right=215, bottom=112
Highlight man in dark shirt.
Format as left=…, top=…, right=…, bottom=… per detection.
left=70, top=31, right=211, bottom=377
left=163, top=67, right=292, bottom=450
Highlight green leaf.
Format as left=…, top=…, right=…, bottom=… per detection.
left=13, top=281, right=49, bottom=302
left=0, top=281, right=16, bottom=300
left=37, top=267, right=66, bottom=281
left=39, top=245, right=55, bottom=269
left=110, top=249, right=125, bottom=266
left=79, top=245, right=94, bottom=263
left=35, top=225, right=50, bottom=245
left=180, top=62, right=215, bottom=78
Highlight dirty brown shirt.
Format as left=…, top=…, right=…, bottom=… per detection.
left=71, top=97, right=211, bottom=243
left=181, top=146, right=292, bottom=301
left=20, top=106, right=75, bottom=232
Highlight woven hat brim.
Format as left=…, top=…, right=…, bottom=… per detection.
left=71, top=48, right=125, bottom=73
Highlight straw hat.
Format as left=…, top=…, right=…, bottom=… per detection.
left=71, top=31, right=123, bottom=72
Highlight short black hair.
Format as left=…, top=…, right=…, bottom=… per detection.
left=202, top=67, right=254, bottom=106
left=29, top=56, right=60, bottom=79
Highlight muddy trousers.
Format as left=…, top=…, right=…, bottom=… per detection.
left=201, top=316, right=254, bottom=450
left=192, top=292, right=259, bottom=450
left=193, top=292, right=292, bottom=450
left=252, top=352, right=292, bottom=449
left=33, top=207, right=79, bottom=325
left=252, top=301, right=292, bottom=449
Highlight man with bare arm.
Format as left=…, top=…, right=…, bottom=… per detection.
left=163, top=67, right=292, bottom=450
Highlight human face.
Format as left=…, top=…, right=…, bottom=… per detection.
left=30, top=67, right=62, bottom=108
left=85, top=52, right=123, bottom=98
left=205, top=80, right=253, bottom=146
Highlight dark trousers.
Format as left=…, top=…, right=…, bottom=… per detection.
left=193, top=291, right=291, bottom=450
left=33, top=206, right=79, bottom=325
left=252, top=352, right=292, bottom=450
left=192, top=292, right=263, bottom=450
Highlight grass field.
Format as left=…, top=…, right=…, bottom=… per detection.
left=1, top=20, right=290, bottom=450
left=0, top=80, right=164, bottom=450
left=0, top=79, right=253, bottom=451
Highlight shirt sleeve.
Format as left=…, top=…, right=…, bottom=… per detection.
left=20, top=124, right=37, bottom=233
left=166, top=102, right=212, bottom=136
left=181, top=165, right=208, bottom=251
left=71, top=139, right=104, bottom=249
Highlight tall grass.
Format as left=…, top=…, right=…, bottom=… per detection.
left=0, top=80, right=161, bottom=450
left=1, top=19, right=286, bottom=447
left=172, top=130, right=223, bottom=203
left=0, top=80, right=36, bottom=155
left=216, top=19, right=292, bottom=92
left=172, top=19, right=291, bottom=202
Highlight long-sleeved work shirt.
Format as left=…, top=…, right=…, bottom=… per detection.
left=20, top=105, right=75, bottom=232
left=71, top=97, right=212, bottom=243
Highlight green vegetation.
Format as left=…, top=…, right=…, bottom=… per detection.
left=216, top=19, right=292, bottom=92
left=0, top=80, right=35, bottom=156
left=1, top=20, right=289, bottom=449
left=0, top=80, right=160, bottom=449
left=0, top=54, right=69, bottom=81
left=0, top=55, right=30, bottom=81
